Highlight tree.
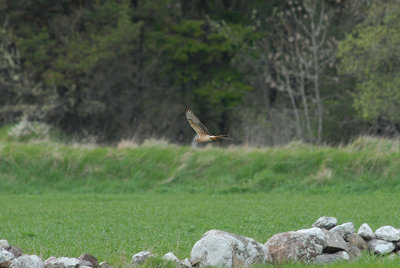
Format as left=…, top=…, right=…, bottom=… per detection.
left=235, top=0, right=338, bottom=144
left=338, top=0, right=400, bottom=134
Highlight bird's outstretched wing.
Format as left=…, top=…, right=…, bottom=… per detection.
left=185, top=105, right=210, bottom=137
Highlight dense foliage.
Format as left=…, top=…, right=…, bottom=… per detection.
left=0, top=0, right=398, bottom=144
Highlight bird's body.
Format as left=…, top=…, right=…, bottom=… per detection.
left=185, top=105, right=232, bottom=143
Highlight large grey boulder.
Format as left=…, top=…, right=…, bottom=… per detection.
left=190, top=230, right=271, bottom=267
left=375, top=226, right=400, bottom=242
left=331, top=222, right=355, bottom=240
left=368, top=239, right=395, bottom=255
left=312, top=217, right=337, bottom=230
left=314, top=251, right=349, bottom=264
left=265, top=228, right=324, bottom=263
left=10, top=255, right=44, bottom=268
left=132, top=251, right=153, bottom=265
left=358, top=223, right=375, bottom=240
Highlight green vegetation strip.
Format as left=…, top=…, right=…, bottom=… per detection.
left=1, top=193, right=400, bottom=267
left=1, top=137, right=400, bottom=194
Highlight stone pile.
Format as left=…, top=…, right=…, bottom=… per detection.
left=0, top=240, right=109, bottom=268
left=2, top=216, right=400, bottom=267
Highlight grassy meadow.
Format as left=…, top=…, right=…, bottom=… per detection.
left=1, top=134, right=400, bottom=267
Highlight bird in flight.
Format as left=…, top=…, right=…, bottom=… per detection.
left=185, top=105, right=232, bottom=143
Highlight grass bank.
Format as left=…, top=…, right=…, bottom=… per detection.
left=1, top=136, right=400, bottom=194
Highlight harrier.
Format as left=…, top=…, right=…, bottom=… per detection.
left=185, top=105, right=232, bottom=143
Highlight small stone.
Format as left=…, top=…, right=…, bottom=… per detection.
left=132, top=251, right=153, bottom=265
left=314, top=251, right=349, bottom=264
left=7, top=247, right=22, bottom=259
left=346, top=234, right=368, bottom=251
left=312, top=217, right=338, bottom=230
left=10, top=255, right=44, bottom=268
left=0, top=241, right=10, bottom=250
left=79, top=254, right=98, bottom=267
left=375, top=226, right=400, bottom=242
left=368, top=239, right=395, bottom=255
left=162, top=252, right=178, bottom=262
left=99, top=261, right=113, bottom=268
left=358, top=223, right=375, bottom=240
left=331, top=222, right=355, bottom=239
left=178, top=258, right=191, bottom=267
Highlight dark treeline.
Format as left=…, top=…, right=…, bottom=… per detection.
left=0, top=0, right=399, bottom=145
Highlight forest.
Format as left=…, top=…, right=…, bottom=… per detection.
left=0, top=0, right=399, bottom=145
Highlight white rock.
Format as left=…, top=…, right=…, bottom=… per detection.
left=0, top=248, right=14, bottom=263
left=297, top=227, right=326, bottom=242
left=314, top=251, right=349, bottom=264
left=162, top=252, right=178, bottom=262
left=375, top=226, right=400, bottom=241
left=0, top=240, right=10, bottom=250
left=358, top=223, right=375, bottom=240
left=10, top=255, right=44, bottom=268
left=330, top=222, right=355, bottom=239
left=132, top=251, right=153, bottom=265
left=368, top=239, right=395, bottom=255
left=312, top=217, right=338, bottom=229
left=54, top=257, right=81, bottom=267
left=191, top=230, right=271, bottom=267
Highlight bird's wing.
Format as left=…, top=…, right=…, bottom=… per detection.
left=185, top=105, right=210, bottom=137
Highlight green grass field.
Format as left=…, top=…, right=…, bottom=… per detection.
left=1, top=136, right=400, bottom=267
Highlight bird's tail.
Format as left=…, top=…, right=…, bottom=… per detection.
left=211, top=135, right=232, bottom=141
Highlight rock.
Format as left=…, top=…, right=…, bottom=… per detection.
left=0, top=241, right=9, bottom=251
left=10, top=255, right=44, bottom=268
left=51, top=257, right=81, bottom=268
left=320, top=229, right=349, bottom=253
left=178, top=258, right=191, bottom=267
left=44, top=256, right=57, bottom=268
left=394, top=240, right=400, bottom=250
left=314, top=251, right=349, bottom=264
left=331, top=222, right=355, bottom=239
left=162, top=252, right=178, bottom=263
left=375, top=226, right=400, bottom=242
left=132, top=251, right=153, bottom=265
left=345, top=244, right=362, bottom=260
left=99, top=262, right=112, bottom=268
left=368, top=239, right=395, bottom=255
left=265, top=229, right=323, bottom=263
left=358, top=223, right=375, bottom=240
left=312, top=217, right=338, bottom=230
left=346, top=234, right=368, bottom=251
left=191, top=230, right=271, bottom=267
left=0, top=249, right=14, bottom=264
left=79, top=254, right=98, bottom=267
left=7, top=247, right=22, bottom=259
